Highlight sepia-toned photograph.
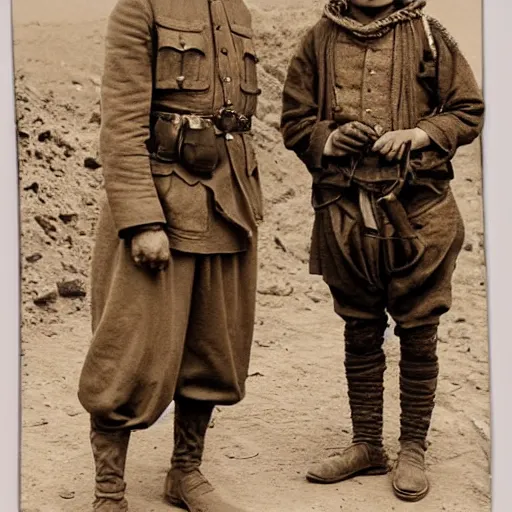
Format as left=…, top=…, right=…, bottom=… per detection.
left=15, top=0, right=489, bottom=510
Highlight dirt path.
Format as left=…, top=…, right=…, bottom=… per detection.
left=16, top=1, right=490, bottom=511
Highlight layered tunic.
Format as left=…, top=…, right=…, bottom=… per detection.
left=280, top=2, right=484, bottom=327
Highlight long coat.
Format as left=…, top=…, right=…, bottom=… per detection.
left=78, top=0, right=262, bottom=429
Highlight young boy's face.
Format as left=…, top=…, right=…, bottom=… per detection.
left=350, top=0, right=394, bottom=7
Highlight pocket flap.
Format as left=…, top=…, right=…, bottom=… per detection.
left=230, top=23, right=253, bottom=39
left=157, top=27, right=206, bottom=54
left=150, top=159, right=202, bottom=185
left=155, top=17, right=205, bottom=33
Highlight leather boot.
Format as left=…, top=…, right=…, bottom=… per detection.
left=393, top=441, right=429, bottom=502
left=307, top=442, right=388, bottom=483
left=307, top=318, right=389, bottom=484
left=164, top=397, right=246, bottom=512
left=90, top=424, right=130, bottom=511
left=392, top=325, right=439, bottom=502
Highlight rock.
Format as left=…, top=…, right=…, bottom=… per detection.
left=25, top=419, right=49, bottom=428
left=306, top=292, right=323, bottom=304
left=61, top=262, right=78, bottom=273
left=84, top=156, right=101, bottom=170
left=59, top=213, right=78, bottom=224
left=38, top=130, right=52, bottom=142
left=34, top=215, right=57, bottom=236
left=26, top=253, right=43, bottom=263
left=57, top=279, right=86, bottom=298
left=471, top=418, right=490, bottom=441
left=89, top=112, right=101, bottom=124
left=255, top=339, right=273, bottom=348
left=23, top=182, right=39, bottom=193
left=258, top=284, right=294, bottom=297
left=34, top=290, right=57, bottom=307
left=274, top=235, right=287, bottom=252
left=50, top=165, right=64, bottom=175
left=59, top=490, right=75, bottom=500
left=90, top=75, right=102, bottom=87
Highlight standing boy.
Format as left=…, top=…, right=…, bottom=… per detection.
left=281, top=0, right=484, bottom=502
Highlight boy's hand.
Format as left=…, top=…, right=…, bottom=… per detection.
left=324, top=121, right=379, bottom=157
left=131, top=229, right=170, bottom=272
left=372, top=128, right=431, bottom=162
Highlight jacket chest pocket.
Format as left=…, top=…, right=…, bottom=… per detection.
left=155, top=18, right=210, bottom=92
left=230, top=24, right=261, bottom=115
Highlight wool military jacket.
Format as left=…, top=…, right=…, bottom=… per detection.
left=280, top=15, right=485, bottom=187
left=100, top=0, right=263, bottom=253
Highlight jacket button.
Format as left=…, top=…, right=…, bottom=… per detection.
left=369, top=70, right=376, bottom=75
left=223, top=76, right=232, bottom=83
left=221, top=47, right=228, bottom=55
left=365, top=108, right=372, bottom=114
left=177, top=76, right=185, bottom=88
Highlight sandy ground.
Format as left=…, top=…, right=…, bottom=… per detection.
left=14, top=0, right=490, bottom=511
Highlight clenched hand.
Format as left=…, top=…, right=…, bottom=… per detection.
left=131, top=229, right=170, bottom=271
left=324, top=121, right=379, bottom=157
left=372, top=128, right=431, bottom=161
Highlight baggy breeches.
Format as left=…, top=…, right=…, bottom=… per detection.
left=78, top=204, right=257, bottom=432
left=312, top=186, right=465, bottom=329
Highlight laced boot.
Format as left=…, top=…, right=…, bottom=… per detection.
left=90, top=423, right=130, bottom=511
left=165, top=397, right=247, bottom=512
left=307, top=318, right=389, bottom=484
left=392, top=325, right=439, bottom=502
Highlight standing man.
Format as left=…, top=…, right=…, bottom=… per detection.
left=78, top=0, right=263, bottom=510
left=281, top=0, right=484, bottom=502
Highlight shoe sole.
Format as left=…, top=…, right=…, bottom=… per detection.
left=306, top=464, right=389, bottom=484
left=392, top=482, right=430, bottom=502
left=165, top=495, right=189, bottom=510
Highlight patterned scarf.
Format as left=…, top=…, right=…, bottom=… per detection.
left=324, top=0, right=427, bottom=39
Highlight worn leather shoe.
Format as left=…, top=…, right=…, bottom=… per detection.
left=392, top=441, right=429, bottom=502
left=306, top=442, right=389, bottom=484
left=165, top=468, right=246, bottom=512
left=93, top=497, right=128, bottom=511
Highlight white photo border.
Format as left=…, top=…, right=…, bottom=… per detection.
left=0, top=1, right=21, bottom=511
left=0, top=0, right=510, bottom=510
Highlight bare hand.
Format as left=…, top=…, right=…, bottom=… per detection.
left=372, top=128, right=431, bottom=162
left=131, top=229, right=170, bottom=271
left=324, top=121, right=379, bottom=157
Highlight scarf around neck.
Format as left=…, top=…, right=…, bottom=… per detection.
left=324, top=0, right=427, bottom=39
left=321, top=0, right=430, bottom=131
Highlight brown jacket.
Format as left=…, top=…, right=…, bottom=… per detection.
left=100, top=0, right=262, bottom=253
left=280, top=15, right=484, bottom=185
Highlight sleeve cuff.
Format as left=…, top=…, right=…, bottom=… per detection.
left=416, top=118, right=452, bottom=155
left=119, top=222, right=166, bottom=240
left=304, top=120, right=337, bottom=170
